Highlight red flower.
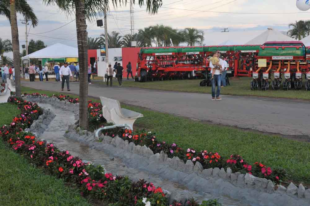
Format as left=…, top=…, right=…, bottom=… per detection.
left=59, top=167, right=64, bottom=173
left=261, top=167, right=266, bottom=174
left=266, top=167, right=272, bottom=176
left=154, top=187, right=165, bottom=197
left=275, top=176, right=279, bottom=180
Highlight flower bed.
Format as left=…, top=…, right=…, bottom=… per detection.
left=1, top=96, right=220, bottom=206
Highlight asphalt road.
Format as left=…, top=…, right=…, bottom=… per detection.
left=22, top=80, right=310, bottom=138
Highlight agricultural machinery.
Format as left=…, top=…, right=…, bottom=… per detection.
left=252, top=41, right=310, bottom=91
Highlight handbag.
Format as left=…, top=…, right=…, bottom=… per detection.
left=105, top=74, right=108, bottom=78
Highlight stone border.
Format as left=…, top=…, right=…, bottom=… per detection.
left=24, top=95, right=310, bottom=206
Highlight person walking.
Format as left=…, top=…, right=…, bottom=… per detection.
left=54, top=63, right=60, bottom=82
left=12, top=67, right=15, bottom=81
left=114, top=62, right=118, bottom=71
left=106, top=64, right=113, bottom=86
left=28, top=64, right=36, bottom=82
left=88, top=64, right=92, bottom=84
left=38, top=66, right=44, bottom=81
left=75, top=63, right=79, bottom=81
left=115, top=63, right=123, bottom=86
left=44, top=64, right=49, bottom=81
left=221, top=57, right=228, bottom=87
left=9, top=67, right=13, bottom=79
left=2, top=64, right=9, bottom=83
left=69, top=63, right=77, bottom=81
left=60, top=62, right=72, bottom=91
left=24, top=66, right=29, bottom=80
left=209, top=51, right=224, bottom=100
left=126, top=62, right=133, bottom=79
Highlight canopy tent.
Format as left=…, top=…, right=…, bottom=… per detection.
left=219, top=40, right=239, bottom=45
left=246, top=28, right=293, bottom=45
left=22, top=43, right=78, bottom=59
left=301, top=35, right=310, bottom=46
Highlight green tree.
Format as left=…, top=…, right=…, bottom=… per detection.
left=1, top=0, right=38, bottom=97
left=100, top=31, right=122, bottom=48
left=88, top=37, right=104, bottom=49
left=182, top=28, right=204, bottom=46
left=44, top=0, right=161, bottom=129
left=121, top=34, right=138, bottom=47
left=288, top=21, right=307, bottom=40
left=0, top=39, right=12, bottom=62
left=136, top=27, right=153, bottom=47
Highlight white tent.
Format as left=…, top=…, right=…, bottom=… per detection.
left=219, top=40, right=239, bottom=45
left=301, top=35, right=310, bottom=46
left=246, top=28, right=293, bottom=45
left=22, top=43, right=78, bottom=59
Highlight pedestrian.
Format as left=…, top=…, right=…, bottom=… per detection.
left=106, top=64, right=113, bottom=86
left=39, top=66, right=44, bottom=81
left=221, top=57, right=229, bottom=87
left=28, top=64, right=36, bottom=82
left=127, top=62, right=133, bottom=79
left=44, top=64, right=49, bottom=81
left=2, top=64, right=9, bottom=83
left=93, top=61, right=97, bottom=73
left=69, top=63, right=77, bottom=81
left=115, top=63, right=123, bottom=86
left=88, top=64, right=92, bottom=84
left=59, top=62, right=72, bottom=91
left=75, top=63, right=79, bottom=81
left=209, top=51, right=225, bottom=100
left=9, top=67, right=13, bottom=79
left=12, top=66, right=15, bottom=81
left=24, top=66, right=29, bottom=80
left=54, top=63, right=60, bottom=81
left=114, top=62, right=118, bottom=72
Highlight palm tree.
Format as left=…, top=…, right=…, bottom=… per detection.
left=88, top=37, right=104, bottom=49
left=1, top=0, right=38, bottom=97
left=182, top=28, right=204, bottom=46
left=136, top=28, right=153, bottom=47
left=288, top=21, right=307, bottom=40
left=100, top=31, right=122, bottom=48
left=121, top=34, right=138, bottom=47
left=0, top=39, right=12, bottom=61
left=44, top=0, right=161, bottom=129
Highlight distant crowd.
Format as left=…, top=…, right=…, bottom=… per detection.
left=0, top=64, right=17, bottom=83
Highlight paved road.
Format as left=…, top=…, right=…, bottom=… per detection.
left=22, top=80, right=310, bottom=137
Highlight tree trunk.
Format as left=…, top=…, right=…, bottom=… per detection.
left=10, top=0, right=21, bottom=97
left=75, top=0, right=89, bottom=129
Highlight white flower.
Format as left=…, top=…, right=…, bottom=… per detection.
left=142, top=198, right=151, bottom=206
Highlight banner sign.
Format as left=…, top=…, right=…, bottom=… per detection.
left=272, top=56, right=293, bottom=60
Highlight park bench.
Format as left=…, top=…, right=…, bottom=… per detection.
left=100, top=96, right=143, bottom=130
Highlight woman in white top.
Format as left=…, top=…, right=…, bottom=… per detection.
left=44, top=64, right=49, bottom=81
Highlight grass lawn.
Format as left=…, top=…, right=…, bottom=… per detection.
left=0, top=104, right=90, bottom=206
left=93, top=77, right=310, bottom=100
left=21, top=86, right=310, bottom=184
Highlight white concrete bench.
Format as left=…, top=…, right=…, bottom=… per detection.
left=100, top=96, right=143, bottom=130
left=0, top=79, right=15, bottom=104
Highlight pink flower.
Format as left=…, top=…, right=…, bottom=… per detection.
left=187, top=148, right=190, bottom=153
left=170, top=149, right=174, bottom=154
left=49, top=156, right=54, bottom=160
left=267, top=167, right=272, bottom=176
left=30, top=155, right=33, bottom=159
left=275, top=176, right=279, bottom=180
left=192, top=158, right=196, bottom=162
left=98, top=183, right=104, bottom=188
left=87, top=186, right=92, bottom=191
left=240, top=159, right=244, bottom=163
left=50, top=144, right=54, bottom=147
left=29, top=146, right=36, bottom=150
left=65, top=151, right=69, bottom=155
left=69, top=169, right=74, bottom=174
left=247, top=165, right=252, bottom=172
left=67, top=156, right=73, bottom=162
left=261, top=167, right=266, bottom=174
left=73, top=163, right=76, bottom=167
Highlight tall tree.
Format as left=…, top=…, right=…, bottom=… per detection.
left=182, top=28, right=204, bottom=46
left=288, top=21, right=307, bottom=40
left=0, top=39, right=12, bottom=62
left=27, top=39, right=46, bottom=54
left=136, top=27, right=153, bottom=47
left=1, top=0, right=38, bottom=97
left=44, top=0, right=161, bottom=129
left=88, top=37, right=104, bottom=49
left=121, top=34, right=138, bottom=47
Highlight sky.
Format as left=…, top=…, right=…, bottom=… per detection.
left=1, top=0, right=310, bottom=56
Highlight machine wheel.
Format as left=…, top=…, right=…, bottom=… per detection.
left=251, top=80, right=257, bottom=90
left=272, top=80, right=276, bottom=90
left=226, top=77, right=230, bottom=86
left=200, top=80, right=207, bottom=87
left=306, top=81, right=310, bottom=91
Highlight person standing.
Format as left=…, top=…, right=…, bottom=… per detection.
left=69, top=63, right=77, bottom=81
left=126, top=62, right=133, bottom=79
left=38, top=66, right=44, bottom=81
left=75, top=63, right=79, bottom=81
left=88, top=64, right=92, bottom=84
left=28, top=64, right=35, bottom=82
left=115, top=63, right=123, bottom=86
left=106, top=64, right=113, bottom=86
left=12, top=67, right=15, bottom=81
left=44, top=64, right=49, bottom=81
left=221, top=57, right=228, bottom=87
left=9, top=67, right=13, bottom=79
left=54, top=63, right=60, bottom=82
left=60, top=62, right=72, bottom=91
left=114, top=62, right=118, bottom=72
left=209, top=51, right=224, bottom=100
left=2, top=64, right=9, bottom=83
left=93, top=61, right=97, bottom=74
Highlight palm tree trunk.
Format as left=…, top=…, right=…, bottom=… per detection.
left=10, top=0, right=21, bottom=97
left=75, top=0, right=89, bottom=129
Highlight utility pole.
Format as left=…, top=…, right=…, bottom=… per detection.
left=130, top=0, right=134, bottom=36
left=222, top=28, right=229, bottom=32
left=21, top=17, right=29, bottom=56
left=104, top=6, right=109, bottom=81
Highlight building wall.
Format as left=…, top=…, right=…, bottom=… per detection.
left=88, top=50, right=98, bottom=63
left=122, top=47, right=141, bottom=77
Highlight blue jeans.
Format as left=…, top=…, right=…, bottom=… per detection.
left=212, top=74, right=221, bottom=98
left=55, top=73, right=60, bottom=81
left=39, top=73, right=43, bottom=81
left=2, top=73, right=7, bottom=83
left=221, top=70, right=227, bottom=87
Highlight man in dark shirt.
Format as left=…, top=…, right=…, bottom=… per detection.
left=114, top=63, right=123, bottom=86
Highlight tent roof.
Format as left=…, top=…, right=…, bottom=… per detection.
left=246, top=28, right=293, bottom=45
left=301, top=35, right=310, bottom=46
left=22, top=43, right=78, bottom=59
left=219, top=40, right=239, bottom=46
